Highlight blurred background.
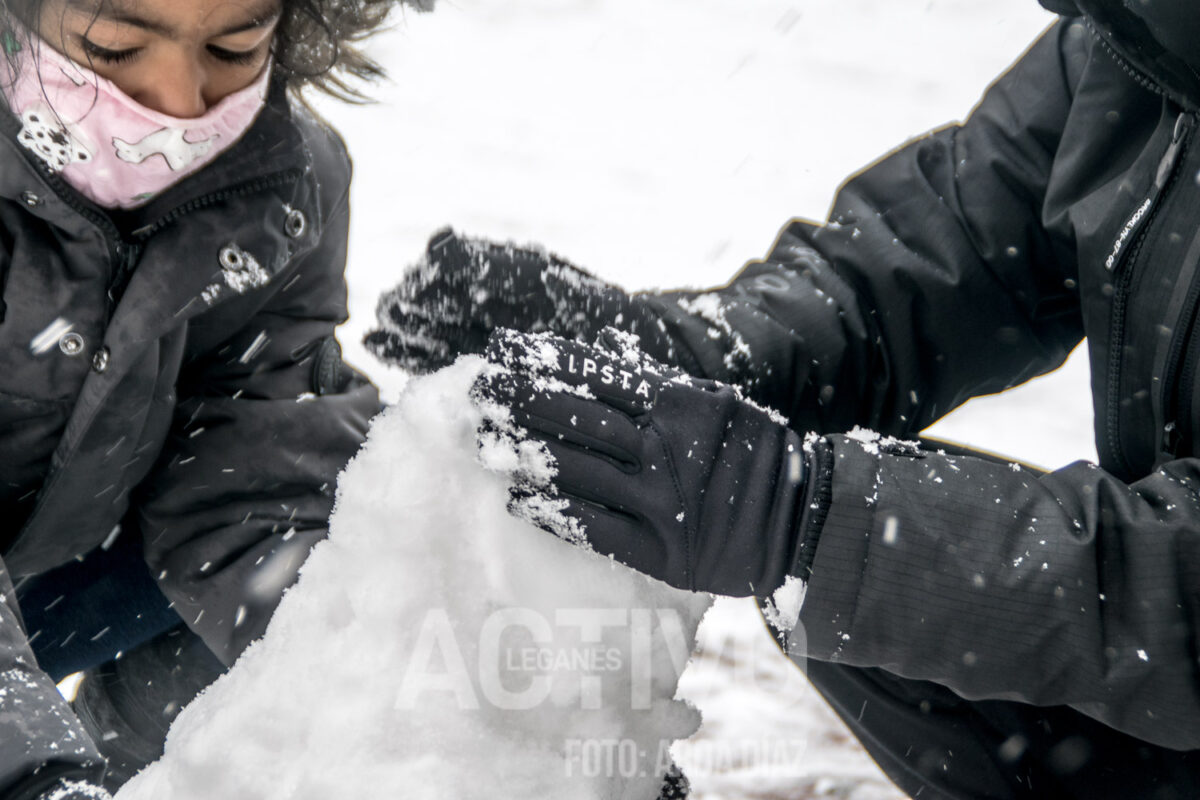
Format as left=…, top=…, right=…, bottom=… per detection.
left=315, top=1, right=1094, bottom=796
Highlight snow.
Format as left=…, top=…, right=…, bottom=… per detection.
left=843, top=426, right=922, bottom=458
left=672, top=294, right=753, bottom=374
left=881, top=516, right=900, bottom=546
left=42, top=780, right=111, bottom=800
left=114, top=0, right=1108, bottom=797
left=761, top=576, right=807, bottom=634
left=118, top=360, right=710, bottom=800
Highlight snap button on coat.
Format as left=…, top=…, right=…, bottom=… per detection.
left=58, top=332, right=84, bottom=356
left=20, top=190, right=41, bottom=207
left=92, top=347, right=109, bottom=374
left=284, top=208, right=307, bottom=239
left=219, top=245, right=245, bottom=270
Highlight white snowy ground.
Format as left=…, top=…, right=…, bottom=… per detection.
left=308, top=1, right=1091, bottom=798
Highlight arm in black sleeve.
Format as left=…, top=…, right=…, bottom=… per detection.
left=629, top=17, right=1200, bottom=751
left=134, top=181, right=378, bottom=665
left=641, top=20, right=1086, bottom=436
left=794, top=432, right=1200, bottom=751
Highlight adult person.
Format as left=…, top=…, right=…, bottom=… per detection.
left=374, top=1, right=1200, bottom=796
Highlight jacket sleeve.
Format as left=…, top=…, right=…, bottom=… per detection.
left=134, top=174, right=378, bottom=665
left=794, top=433, right=1200, bottom=751
left=641, top=20, right=1087, bottom=436
left=0, top=563, right=107, bottom=798
left=634, top=18, right=1200, bottom=751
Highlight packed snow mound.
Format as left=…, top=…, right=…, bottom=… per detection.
left=117, top=358, right=711, bottom=800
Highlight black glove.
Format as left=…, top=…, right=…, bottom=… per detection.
left=473, top=328, right=820, bottom=597
left=365, top=228, right=692, bottom=373
left=657, top=762, right=690, bottom=799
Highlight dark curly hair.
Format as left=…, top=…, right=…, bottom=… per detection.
left=2, top=0, right=434, bottom=102
left=272, top=0, right=433, bottom=101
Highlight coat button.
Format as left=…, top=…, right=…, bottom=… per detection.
left=219, top=245, right=244, bottom=269
left=21, top=191, right=42, bottom=207
left=92, top=346, right=110, bottom=373
left=284, top=208, right=307, bottom=239
left=59, top=332, right=85, bottom=356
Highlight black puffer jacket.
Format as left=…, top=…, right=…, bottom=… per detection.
left=644, top=0, right=1200, bottom=752
left=0, top=77, right=377, bottom=794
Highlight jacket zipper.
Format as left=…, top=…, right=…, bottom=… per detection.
left=126, top=168, right=303, bottom=242
left=107, top=241, right=142, bottom=315
left=1160, top=226, right=1200, bottom=456
left=32, top=163, right=129, bottom=315
left=105, top=168, right=303, bottom=306
left=1103, top=111, right=1193, bottom=473
left=1167, top=310, right=1200, bottom=456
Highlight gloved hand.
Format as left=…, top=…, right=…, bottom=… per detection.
left=365, top=228, right=690, bottom=373
left=657, top=762, right=690, bottom=799
left=473, top=327, right=822, bottom=597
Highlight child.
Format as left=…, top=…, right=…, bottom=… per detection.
left=376, top=1, right=1200, bottom=797
left=0, top=0, right=430, bottom=795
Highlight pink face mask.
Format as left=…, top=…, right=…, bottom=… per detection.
left=1, top=34, right=271, bottom=209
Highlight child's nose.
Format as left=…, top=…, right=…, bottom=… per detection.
left=131, top=58, right=209, bottom=119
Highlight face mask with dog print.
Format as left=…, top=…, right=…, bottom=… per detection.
left=0, top=32, right=270, bottom=209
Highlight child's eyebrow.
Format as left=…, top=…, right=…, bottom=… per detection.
left=65, top=0, right=283, bottom=39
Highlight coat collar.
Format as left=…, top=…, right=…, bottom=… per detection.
left=0, top=73, right=309, bottom=235
left=111, top=75, right=309, bottom=236
left=1042, top=0, right=1200, bottom=110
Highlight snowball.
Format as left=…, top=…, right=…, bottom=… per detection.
left=118, top=359, right=711, bottom=800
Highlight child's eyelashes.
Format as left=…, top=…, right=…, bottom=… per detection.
left=206, top=45, right=263, bottom=66
left=75, top=37, right=264, bottom=68
left=79, top=37, right=141, bottom=65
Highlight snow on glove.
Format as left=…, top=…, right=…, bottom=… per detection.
left=365, top=228, right=688, bottom=373
left=473, top=327, right=813, bottom=597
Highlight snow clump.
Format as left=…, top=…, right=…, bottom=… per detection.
left=117, top=358, right=711, bottom=800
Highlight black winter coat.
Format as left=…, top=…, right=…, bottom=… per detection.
left=645, top=0, right=1200, bottom=753
left=0, top=77, right=377, bottom=793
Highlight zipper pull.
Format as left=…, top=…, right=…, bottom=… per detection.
left=107, top=242, right=124, bottom=304
left=1163, top=420, right=1180, bottom=455
left=1106, top=112, right=1194, bottom=271
left=107, top=240, right=142, bottom=308
left=1155, top=112, right=1192, bottom=190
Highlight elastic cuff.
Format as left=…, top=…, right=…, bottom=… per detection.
left=791, top=436, right=835, bottom=579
